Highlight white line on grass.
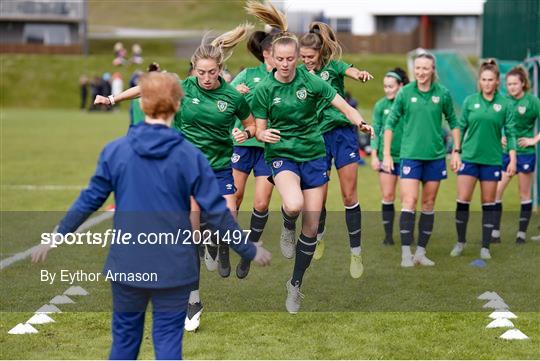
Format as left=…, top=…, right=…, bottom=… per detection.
left=2, top=185, right=86, bottom=191
left=0, top=211, right=114, bottom=270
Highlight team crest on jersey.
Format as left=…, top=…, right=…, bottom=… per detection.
left=254, top=77, right=261, bottom=83
left=320, top=71, right=330, bottom=81
left=411, top=97, right=417, bottom=103
left=296, top=89, right=307, bottom=100
left=384, top=109, right=390, bottom=115
left=432, top=96, right=440, bottom=104
left=272, top=160, right=283, bottom=169
left=493, top=104, right=502, bottom=112
left=217, top=100, right=228, bottom=112
left=402, top=166, right=411, bottom=175
left=192, top=98, right=200, bottom=105
left=518, top=106, right=526, bottom=115
left=231, top=153, right=240, bottom=163
left=474, top=103, right=480, bottom=109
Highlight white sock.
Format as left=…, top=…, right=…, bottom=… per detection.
left=456, top=242, right=464, bottom=250
left=401, top=246, right=412, bottom=258
left=517, top=231, right=526, bottom=239
left=189, top=289, right=200, bottom=304
left=491, top=229, right=500, bottom=238
left=351, top=246, right=361, bottom=256
left=415, top=246, right=426, bottom=257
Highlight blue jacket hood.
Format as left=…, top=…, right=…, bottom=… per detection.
left=128, top=122, right=183, bottom=159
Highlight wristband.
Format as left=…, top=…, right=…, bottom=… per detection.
left=107, top=95, right=115, bottom=105
left=452, top=148, right=462, bottom=154
left=245, top=129, right=252, bottom=139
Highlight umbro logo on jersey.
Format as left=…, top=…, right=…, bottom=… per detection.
left=217, top=100, right=228, bottom=112
left=231, top=153, right=240, bottom=163
left=474, top=103, right=480, bottom=109
left=254, top=77, right=261, bottom=83
left=349, top=152, right=356, bottom=158
left=296, top=89, right=307, bottom=100
left=411, top=97, right=417, bottom=103
left=384, top=109, right=390, bottom=115
left=273, top=97, right=281, bottom=104
left=432, top=96, right=440, bottom=104
left=402, top=166, right=411, bottom=175
left=192, top=98, right=200, bottom=104
left=518, top=106, right=526, bottom=115
left=272, top=160, right=283, bottom=169
left=493, top=104, right=502, bottom=112
left=320, top=71, right=330, bottom=81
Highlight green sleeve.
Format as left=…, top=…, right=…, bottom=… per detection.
left=504, top=105, right=517, bottom=151
left=234, top=94, right=251, bottom=121
left=371, top=102, right=382, bottom=152
left=385, top=90, right=404, bottom=131
left=231, top=68, right=248, bottom=87
left=336, top=60, right=352, bottom=76
left=443, top=90, right=458, bottom=129
left=251, top=86, right=268, bottom=120
left=459, top=97, right=470, bottom=134
left=534, top=95, right=540, bottom=118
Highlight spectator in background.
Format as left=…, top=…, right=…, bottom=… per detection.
left=131, top=43, right=143, bottom=65
left=111, top=72, right=124, bottom=110
left=102, top=72, right=112, bottom=104
left=79, top=75, right=88, bottom=110
left=113, top=42, right=127, bottom=66
left=89, top=75, right=104, bottom=111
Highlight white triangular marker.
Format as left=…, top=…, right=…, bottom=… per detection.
left=50, top=295, right=75, bottom=304
left=35, top=304, right=61, bottom=314
left=483, top=299, right=509, bottom=309
left=500, top=329, right=529, bottom=340
left=8, top=323, right=38, bottom=334
left=478, top=291, right=497, bottom=300
left=486, top=318, right=514, bottom=328
left=64, top=286, right=89, bottom=296
left=27, top=313, right=55, bottom=325
left=489, top=311, right=517, bottom=320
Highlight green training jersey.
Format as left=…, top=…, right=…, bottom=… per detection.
left=251, top=67, right=337, bottom=163
left=300, top=60, right=352, bottom=134
left=505, top=92, right=540, bottom=154
left=178, top=76, right=251, bottom=170
left=385, top=81, right=458, bottom=160
left=460, top=91, right=516, bottom=166
left=230, top=63, right=269, bottom=148
left=372, top=96, right=403, bottom=162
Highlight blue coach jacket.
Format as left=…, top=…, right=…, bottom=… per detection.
left=57, top=122, right=256, bottom=288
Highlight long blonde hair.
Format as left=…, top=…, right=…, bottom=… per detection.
left=245, top=0, right=297, bottom=52
left=299, top=22, right=342, bottom=67
left=191, top=23, right=253, bottom=69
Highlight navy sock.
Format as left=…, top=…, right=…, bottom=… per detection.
left=493, top=201, right=502, bottom=233
left=382, top=202, right=395, bottom=241
left=455, top=201, right=470, bottom=244
left=317, top=207, right=326, bottom=235
left=519, top=201, right=533, bottom=234
left=345, top=203, right=361, bottom=248
left=417, top=211, right=435, bottom=248
left=482, top=203, right=496, bottom=249
left=400, top=210, right=415, bottom=246
left=249, top=208, right=269, bottom=243
left=291, top=233, right=317, bottom=286
left=282, top=206, right=299, bottom=231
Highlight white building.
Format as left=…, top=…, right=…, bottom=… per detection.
left=274, top=0, right=485, bottom=55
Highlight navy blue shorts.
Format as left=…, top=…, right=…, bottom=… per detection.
left=458, top=161, right=502, bottom=181
left=400, top=158, right=447, bottom=182
left=323, top=125, right=361, bottom=170
left=379, top=162, right=401, bottom=176
left=270, top=157, right=329, bottom=190
left=213, top=168, right=236, bottom=196
left=231, top=146, right=272, bottom=177
left=503, top=153, right=536, bottom=174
